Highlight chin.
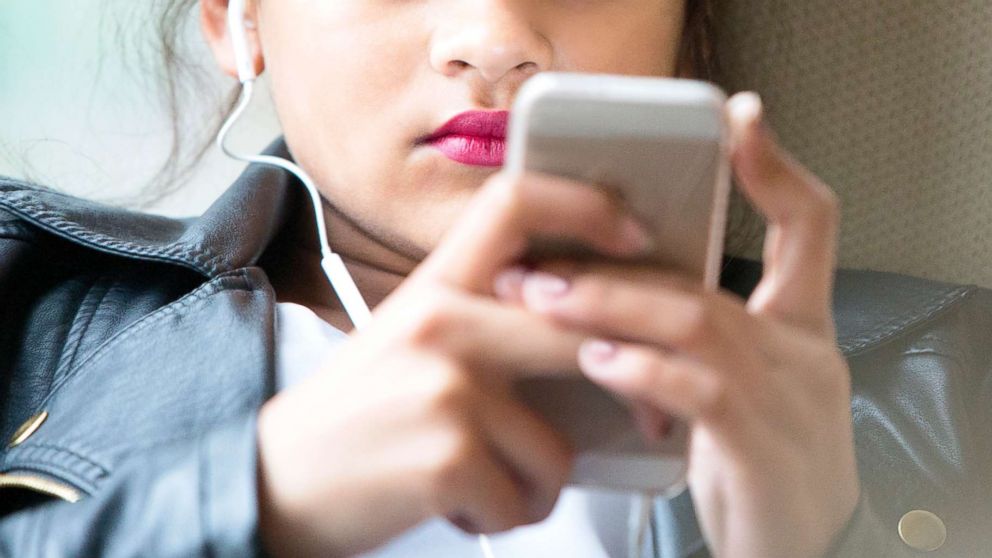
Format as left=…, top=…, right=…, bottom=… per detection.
left=421, top=191, right=475, bottom=249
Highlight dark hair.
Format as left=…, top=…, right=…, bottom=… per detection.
left=138, top=0, right=242, bottom=209
left=678, top=0, right=720, bottom=82
left=149, top=0, right=760, bottom=255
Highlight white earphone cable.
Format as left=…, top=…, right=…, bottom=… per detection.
left=479, top=533, right=497, bottom=558
left=217, top=80, right=372, bottom=330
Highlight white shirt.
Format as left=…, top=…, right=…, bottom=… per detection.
left=274, top=301, right=652, bottom=558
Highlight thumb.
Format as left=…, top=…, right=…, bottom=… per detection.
left=726, top=92, right=841, bottom=337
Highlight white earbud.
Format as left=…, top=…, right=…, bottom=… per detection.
left=217, top=0, right=372, bottom=330
left=226, top=0, right=257, bottom=83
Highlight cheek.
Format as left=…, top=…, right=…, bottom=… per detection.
left=552, top=4, right=685, bottom=76
left=262, top=19, right=427, bottom=197
left=261, top=19, right=469, bottom=253
left=261, top=2, right=422, bottom=151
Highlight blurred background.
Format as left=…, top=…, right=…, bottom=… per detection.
left=2, top=1, right=991, bottom=287
left=0, top=0, right=279, bottom=217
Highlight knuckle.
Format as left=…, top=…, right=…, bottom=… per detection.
left=664, top=272, right=703, bottom=294
left=762, top=147, right=796, bottom=187
left=569, top=277, right=611, bottom=319
left=822, top=187, right=842, bottom=216
left=823, top=190, right=842, bottom=227
left=816, top=346, right=850, bottom=396
left=527, top=492, right=562, bottom=525
left=429, top=428, right=480, bottom=492
left=502, top=499, right=533, bottom=531
left=486, top=172, right=528, bottom=221
left=555, top=445, right=577, bottom=482
left=542, top=432, right=577, bottom=489
left=421, top=362, right=474, bottom=416
left=672, top=299, right=714, bottom=349
left=621, top=349, right=657, bottom=386
left=405, top=290, right=460, bottom=348
left=804, top=180, right=842, bottom=227
left=696, top=376, right=733, bottom=418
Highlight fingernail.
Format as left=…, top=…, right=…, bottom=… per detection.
left=619, top=216, right=654, bottom=255
left=580, top=339, right=619, bottom=364
left=748, top=93, right=769, bottom=135
left=493, top=266, right=528, bottom=300
left=523, top=271, right=570, bottom=298
left=728, top=91, right=763, bottom=130
left=744, top=91, right=764, bottom=119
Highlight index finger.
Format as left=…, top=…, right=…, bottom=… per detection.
left=410, top=170, right=652, bottom=294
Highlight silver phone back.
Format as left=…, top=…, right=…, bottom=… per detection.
left=505, top=72, right=731, bottom=492
left=505, top=72, right=731, bottom=289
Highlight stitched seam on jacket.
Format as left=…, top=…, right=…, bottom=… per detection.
left=32, top=272, right=255, bottom=411
left=54, top=276, right=112, bottom=381
left=1, top=447, right=107, bottom=494
left=4, top=196, right=214, bottom=268
left=840, top=286, right=973, bottom=356
left=0, top=192, right=232, bottom=275
left=3, top=442, right=110, bottom=476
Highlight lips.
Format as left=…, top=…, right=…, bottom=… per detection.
left=420, top=110, right=509, bottom=167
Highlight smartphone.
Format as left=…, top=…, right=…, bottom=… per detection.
left=504, top=72, right=731, bottom=493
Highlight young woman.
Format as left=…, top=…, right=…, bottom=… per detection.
left=1, top=1, right=988, bottom=557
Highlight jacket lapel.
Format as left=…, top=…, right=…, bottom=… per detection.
left=0, top=268, right=276, bottom=495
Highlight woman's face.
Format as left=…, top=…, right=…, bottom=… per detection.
left=217, top=0, right=687, bottom=261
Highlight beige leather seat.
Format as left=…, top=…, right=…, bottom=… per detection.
left=714, top=0, right=992, bottom=288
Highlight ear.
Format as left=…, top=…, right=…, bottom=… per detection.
left=201, top=0, right=265, bottom=80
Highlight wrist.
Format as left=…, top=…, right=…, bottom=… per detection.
left=256, top=398, right=323, bottom=558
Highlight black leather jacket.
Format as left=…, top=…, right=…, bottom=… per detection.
left=1, top=137, right=989, bottom=557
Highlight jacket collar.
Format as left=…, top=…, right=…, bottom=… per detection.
left=0, top=136, right=300, bottom=278
left=0, top=136, right=973, bottom=358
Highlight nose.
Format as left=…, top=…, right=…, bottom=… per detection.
left=429, top=1, right=552, bottom=84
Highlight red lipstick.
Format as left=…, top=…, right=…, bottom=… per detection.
left=419, top=110, right=508, bottom=167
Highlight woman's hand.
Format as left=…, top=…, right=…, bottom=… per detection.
left=253, top=166, right=657, bottom=557
left=496, top=92, right=860, bottom=558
